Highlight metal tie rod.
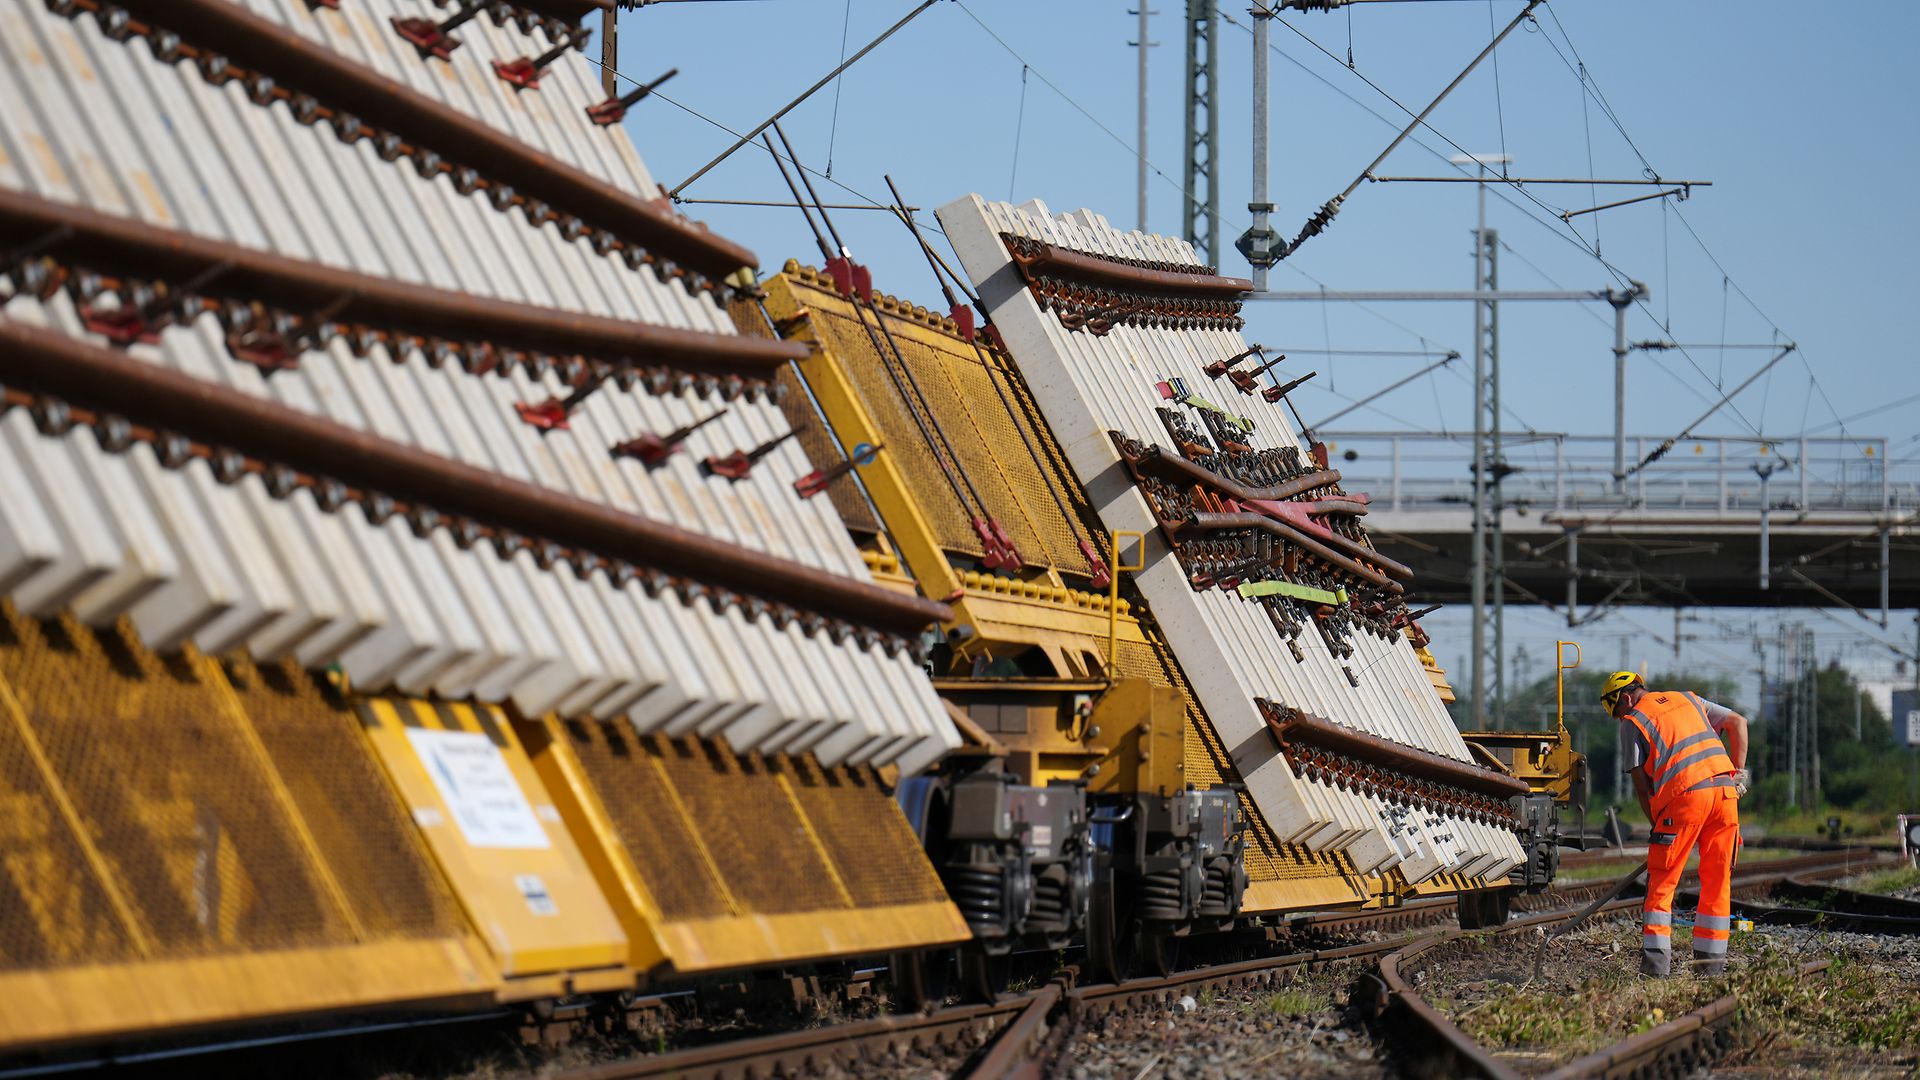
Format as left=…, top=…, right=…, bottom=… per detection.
left=675, top=198, right=918, bottom=212
left=1561, top=187, right=1692, bottom=221
left=1261, top=346, right=1457, bottom=357
left=1246, top=289, right=1617, bottom=302
left=1368, top=176, right=1712, bottom=187
left=1306, top=352, right=1457, bottom=433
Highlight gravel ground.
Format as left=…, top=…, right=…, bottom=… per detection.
left=1043, top=961, right=1391, bottom=1080
left=1416, top=914, right=1920, bottom=1077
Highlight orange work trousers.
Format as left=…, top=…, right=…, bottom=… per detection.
left=1642, top=783, right=1740, bottom=976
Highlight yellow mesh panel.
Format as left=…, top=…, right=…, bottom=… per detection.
left=562, top=721, right=732, bottom=923
left=0, top=618, right=134, bottom=970
left=726, top=293, right=881, bottom=534
left=783, top=756, right=948, bottom=909
left=226, top=657, right=463, bottom=942
left=0, top=610, right=348, bottom=957
left=653, top=743, right=845, bottom=916
left=787, top=271, right=1094, bottom=579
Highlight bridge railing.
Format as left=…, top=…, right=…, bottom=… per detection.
left=1317, top=431, right=1919, bottom=516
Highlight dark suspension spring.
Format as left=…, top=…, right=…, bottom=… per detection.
left=943, top=864, right=1007, bottom=935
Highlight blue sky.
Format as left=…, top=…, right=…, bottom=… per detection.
left=606, top=1, right=1919, bottom=704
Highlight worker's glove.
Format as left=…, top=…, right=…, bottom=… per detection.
left=1732, top=769, right=1751, bottom=797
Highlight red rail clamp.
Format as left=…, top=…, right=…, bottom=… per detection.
left=794, top=441, right=881, bottom=498
left=702, top=429, right=797, bottom=481
left=611, top=408, right=729, bottom=467
left=391, top=2, right=483, bottom=62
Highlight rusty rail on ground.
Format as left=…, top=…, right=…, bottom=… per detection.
left=1376, top=848, right=1899, bottom=1080
left=550, top=995, right=1029, bottom=1080
left=539, top=850, right=1887, bottom=1080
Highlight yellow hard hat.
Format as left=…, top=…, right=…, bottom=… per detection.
left=1600, top=670, right=1642, bottom=714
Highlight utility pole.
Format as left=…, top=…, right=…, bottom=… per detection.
left=1754, top=634, right=1768, bottom=795
left=1240, top=4, right=1276, bottom=289
left=1774, top=622, right=1789, bottom=807
left=1182, top=0, right=1220, bottom=266
left=1617, top=637, right=1629, bottom=803
left=1611, top=290, right=1631, bottom=490
left=1807, top=627, right=1821, bottom=809
left=1131, top=5, right=1158, bottom=232
left=1487, top=224, right=1506, bottom=727
left=1457, top=153, right=1508, bottom=729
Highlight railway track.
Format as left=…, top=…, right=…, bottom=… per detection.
left=1376, top=849, right=1917, bottom=1080
left=546, top=847, right=1898, bottom=1080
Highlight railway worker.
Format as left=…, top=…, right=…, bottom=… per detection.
left=1600, top=672, right=1752, bottom=977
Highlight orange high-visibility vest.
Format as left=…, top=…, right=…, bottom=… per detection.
left=1624, top=691, right=1736, bottom=816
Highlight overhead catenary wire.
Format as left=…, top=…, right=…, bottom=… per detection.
left=1535, top=7, right=1863, bottom=452
left=1625, top=344, right=1797, bottom=477
left=1226, top=5, right=1779, bottom=441
left=669, top=0, right=940, bottom=197
left=1007, top=64, right=1030, bottom=202
left=580, top=50, right=919, bottom=225
left=1228, top=3, right=1812, bottom=449
left=953, top=1, right=1481, bottom=382
left=1307, top=352, right=1459, bottom=433
left=1273, top=0, right=1545, bottom=258
left=824, top=0, right=856, bottom=177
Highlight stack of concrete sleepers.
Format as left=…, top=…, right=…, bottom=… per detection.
left=938, top=194, right=1521, bottom=882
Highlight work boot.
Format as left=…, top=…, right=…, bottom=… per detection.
left=1640, top=947, right=1671, bottom=977
left=1691, top=954, right=1726, bottom=977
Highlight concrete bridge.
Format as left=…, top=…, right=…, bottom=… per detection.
left=1324, top=431, right=1920, bottom=618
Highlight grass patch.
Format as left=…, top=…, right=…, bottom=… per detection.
left=1847, top=864, right=1920, bottom=896
left=1438, top=921, right=1920, bottom=1068
left=1555, top=846, right=1800, bottom=882
left=1554, top=859, right=1643, bottom=882
left=1258, top=987, right=1327, bottom=1016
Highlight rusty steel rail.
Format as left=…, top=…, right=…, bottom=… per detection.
left=1180, top=511, right=1409, bottom=590
left=954, top=983, right=1063, bottom=1080
left=549, top=851, right=1875, bottom=1080
left=1261, top=701, right=1531, bottom=804
left=1733, top=893, right=1920, bottom=935
left=1003, top=235, right=1254, bottom=299
left=0, top=191, right=805, bottom=382
left=550, top=994, right=1030, bottom=1080
left=970, top=938, right=1415, bottom=1080
left=105, top=0, right=757, bottom=284
left=1377, top=848, right=1899, bottom=1080
left=1117, top=442, right=1342, bottom=503
left=0, top=319, right=952, bottom=639
left=1773, top=870, right=1920, bottom=920
left=520, top=0, right=615, bottom=19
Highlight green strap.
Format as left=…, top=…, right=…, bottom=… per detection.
left=1237, top=580, right=1347, bottom=605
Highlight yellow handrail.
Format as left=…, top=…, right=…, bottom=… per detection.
left=1555, top=639, right=1582, bottom=738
